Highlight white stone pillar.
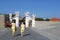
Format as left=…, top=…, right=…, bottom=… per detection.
left=25, top=11, right=30, bottom=27
left=15, top=11, right=19, bottom=27
left=32, top=14, right=35, bottom=27
left=9, top=13, right=12, bottom=23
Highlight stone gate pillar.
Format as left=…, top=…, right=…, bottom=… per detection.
left=9, top=13, right=12, bottom=23
left=15, top=11, right=19, bottom=27
left=32, top=14, right=35, bottom=27
left=25, top=11, right=30, bottom=27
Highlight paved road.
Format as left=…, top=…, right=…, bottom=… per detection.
left=0, top=28, right=10, bottom=37
left=0, top=28, right=49, bottom=40
left=31, top=23, right=60, bottom=40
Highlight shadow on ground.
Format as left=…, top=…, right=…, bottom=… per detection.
left=14, top=33, right=30, bottom=37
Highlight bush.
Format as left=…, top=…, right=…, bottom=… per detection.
left=35, top=18, right=50, bottom=21
left=35, top=18, right=44, bottom=21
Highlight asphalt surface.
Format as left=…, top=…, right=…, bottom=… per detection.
left=0, top=27, right=49, bottom=40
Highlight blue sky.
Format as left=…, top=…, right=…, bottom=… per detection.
left=0, top=0, right=60, bottom=18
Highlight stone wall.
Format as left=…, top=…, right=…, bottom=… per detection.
left=35, top=21, right=59, bottom=27
left=0, top=14, right=5, bottom=29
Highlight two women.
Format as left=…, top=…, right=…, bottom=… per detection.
left=11, top=20, right=25, bottom=37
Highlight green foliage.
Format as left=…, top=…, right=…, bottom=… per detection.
left=45, top=18, right=50, bottom=21
left=35, top=18, right=44, bottom=21
left=35, top=18, right=50, bottom=21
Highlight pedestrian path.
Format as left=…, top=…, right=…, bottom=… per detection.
left=0, top=28, right=10, bottom=37
left=30, top=23, right=60, bottom=40
left=0, top=28, right=49, bottom=40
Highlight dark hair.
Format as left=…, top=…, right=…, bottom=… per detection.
left=12, top=19, right=16, bottom=23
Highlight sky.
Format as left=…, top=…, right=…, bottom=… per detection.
left=0, top=0, right=60, bottom=18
